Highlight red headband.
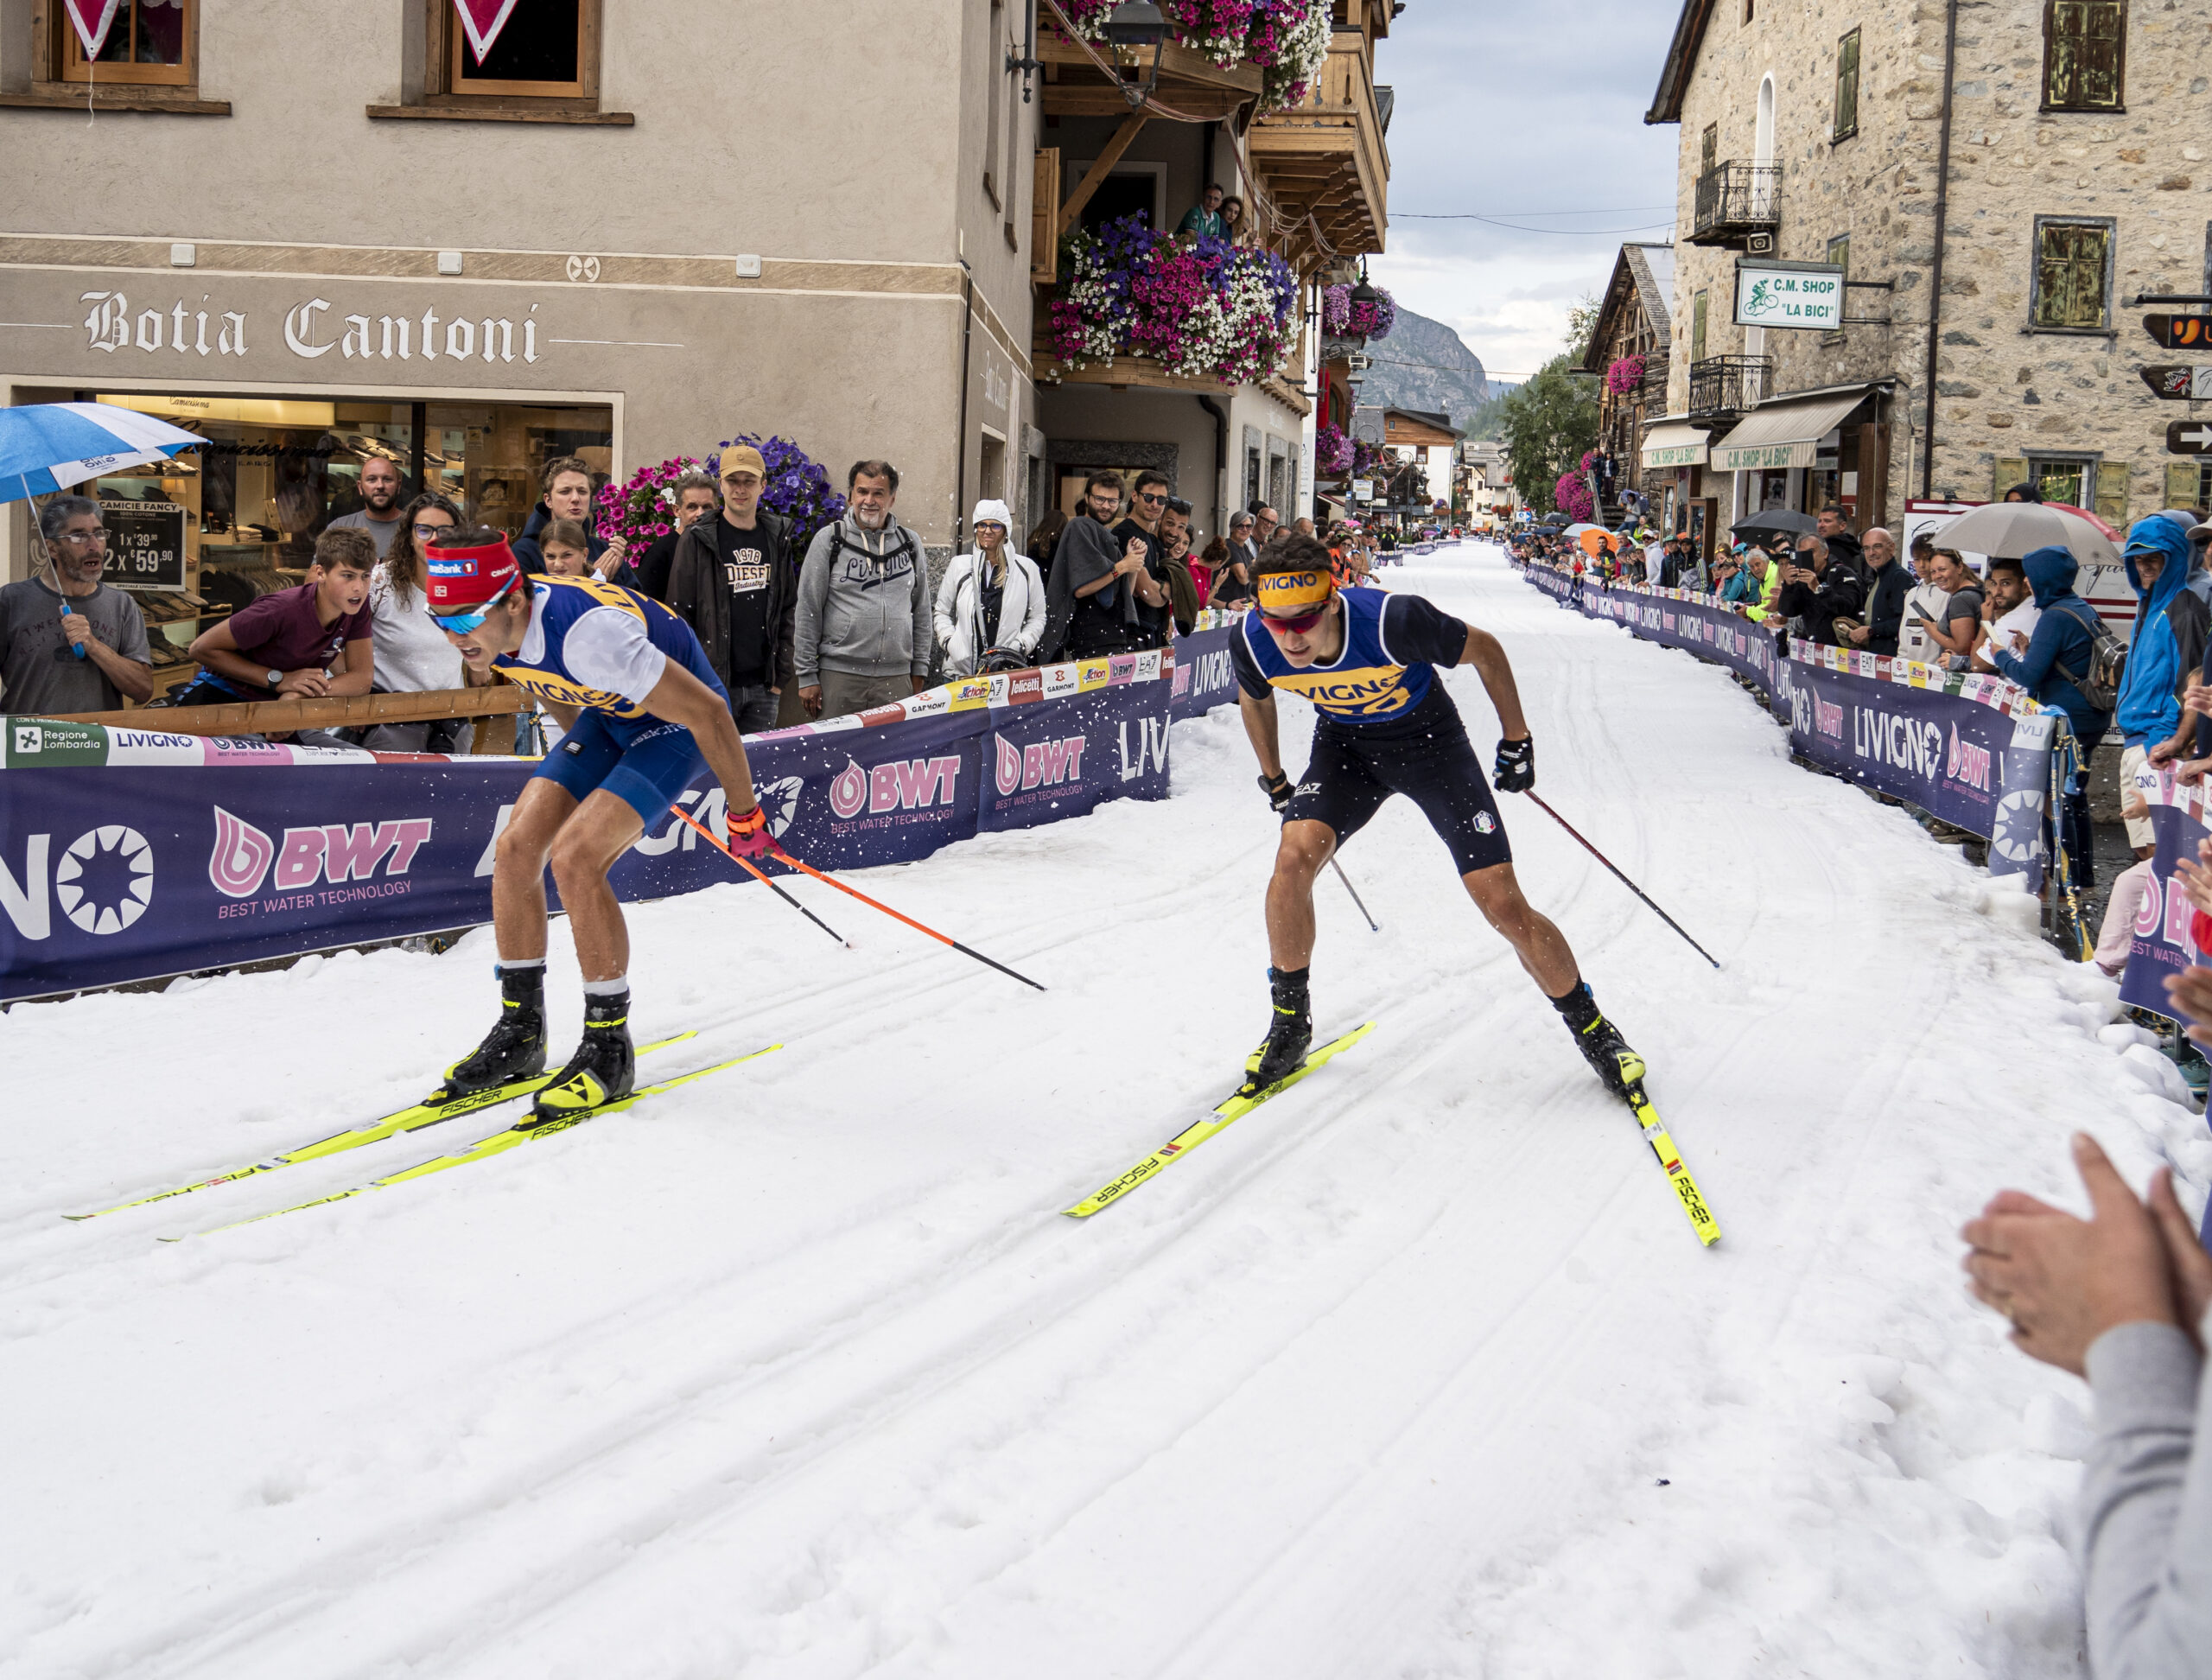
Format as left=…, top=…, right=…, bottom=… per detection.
left=424, top=537, right=522, bottom=613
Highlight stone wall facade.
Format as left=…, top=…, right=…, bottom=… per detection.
left=1659, top=0, right=2212, bottom=533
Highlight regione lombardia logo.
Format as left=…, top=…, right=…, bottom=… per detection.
left=55, top=824, right=155, bottom=935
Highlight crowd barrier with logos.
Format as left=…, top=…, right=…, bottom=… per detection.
left=2121, top=782, right=2212, bottom=1017
left=1514, top=561, right=2061, bottom=897
left=0, top=628, right=1243, bottom=1002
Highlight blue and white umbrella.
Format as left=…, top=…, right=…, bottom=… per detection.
left=0, top=400, right=203, bottom=504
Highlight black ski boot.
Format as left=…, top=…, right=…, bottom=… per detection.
left=527, top=988, right=635, bottom=1126
left=1243, top=966, right=1313, bottom=1094
left=439, top=964, right=548, bottom=1098
left=1551, top=980, right=1643, bottom=1099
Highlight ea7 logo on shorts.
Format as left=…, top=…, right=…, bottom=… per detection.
left=1296, top=782, right=1320, bottom=795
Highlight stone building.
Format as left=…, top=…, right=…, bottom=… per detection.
left=1645, top=0, right=2212, bottom=566
left=0, top=0, right=1039, bottom=681
left=1577, top=241, right=1675, bottom=525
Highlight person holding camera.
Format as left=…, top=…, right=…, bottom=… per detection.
left=935, top=499, right=1046, bottom=678
left=1774, top=534, right=1866, bottom=648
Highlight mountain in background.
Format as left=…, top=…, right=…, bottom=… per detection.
left=1354, top=308, right=1489, bottom=429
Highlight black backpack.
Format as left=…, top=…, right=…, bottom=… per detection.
left=2050, top=598, right=2125, bottom=712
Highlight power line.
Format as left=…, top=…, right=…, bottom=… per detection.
left=1399, top=217, right=1679, bottom=235
left=1395, top=204, right=1675, bottom=218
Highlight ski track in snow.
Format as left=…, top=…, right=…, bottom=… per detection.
left=4, top=543, right=2205, bottom=1679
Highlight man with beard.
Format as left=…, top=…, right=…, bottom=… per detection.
left=792, top=460, right=933, bottom=721
left=327, top=455, right=407, bottom=560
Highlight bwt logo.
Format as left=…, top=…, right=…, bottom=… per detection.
left=1945, top=723, right=1993, bottom=792
left=995, top=733, right=1088, bottom=796
left=209, top=805, right=433, bottom=898
left=827, top=755, right=963, bottom=819
left=1813, top=695, right=1846, bottom=740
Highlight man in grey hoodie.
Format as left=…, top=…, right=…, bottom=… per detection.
left=794, top=460, right=934, bottom=720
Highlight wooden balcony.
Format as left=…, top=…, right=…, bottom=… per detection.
left=1033, top=318, right=1311, bottom=416
left=1249, top=34, right=1389, bottom=261
left=1037, top=29, right=1263, bottom=119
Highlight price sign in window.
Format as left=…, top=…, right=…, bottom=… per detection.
left=102, top=501, right=188, bottom=592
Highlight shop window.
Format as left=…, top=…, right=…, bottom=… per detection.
left=1832, top=29, right=1860, bottom=141
left=60, top=0, right=194, bottom=86
left=2044, top=0, right=2126, bottom=111
left=1691, top=290, right=1709, bottom=363
left=75, top=391, right=612, bottom=697
left=2031, top=217, right=2114, bottom=331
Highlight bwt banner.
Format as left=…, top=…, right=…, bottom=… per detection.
left=0, top=637, right=1225, bottom=1000
left=1516, top=562, right=2055, bottom=891
left=2120, top=782, right=2209, bottom=1016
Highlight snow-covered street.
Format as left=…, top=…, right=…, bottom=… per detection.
left=6, top=542, right=2197, bottom=1679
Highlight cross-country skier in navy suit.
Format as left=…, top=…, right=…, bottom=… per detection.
left=1230, top=532, right=1642, bottom=1096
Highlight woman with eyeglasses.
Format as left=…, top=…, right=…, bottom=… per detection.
left=359, top=492, right=481, bottom=751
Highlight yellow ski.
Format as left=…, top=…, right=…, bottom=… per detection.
left=1625, top=1083, right=1720, bottom=1246
left=166, top=1043, right=779, bottom=1240
left=1065, top=1022, right=1376, bottom=1218
left=68, top=1034, right=699, bottom=1219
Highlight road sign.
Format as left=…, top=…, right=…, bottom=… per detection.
left=2145, top=315, right=2212, bottom=350
left=2168, top=420, right=2212, bottom=455
left=2139, top=365, right=2212, bottom=400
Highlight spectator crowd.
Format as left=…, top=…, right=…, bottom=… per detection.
left=2, top=451, right=1393, bottom=744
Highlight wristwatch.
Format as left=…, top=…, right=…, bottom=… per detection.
left=265, top=669, right=283, bottom=689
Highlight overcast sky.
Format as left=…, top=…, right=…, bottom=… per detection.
left=1366, top=0, right=1684, bottom=386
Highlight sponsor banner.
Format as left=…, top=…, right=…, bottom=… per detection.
left=0, top=630, right=1238, bottom=998
left=1515, top=560, right=2053, bottom=890
left=2120, top=782, right=2209, bottom=1015
left=981, top=682, right=1166, bottom=831
left=1170, top=627, right=1239, bottom=721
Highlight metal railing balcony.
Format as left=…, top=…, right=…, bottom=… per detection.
left=1689, top=162, right=1781, bottom=246
left=1688, top=355, right=1772, bottom=423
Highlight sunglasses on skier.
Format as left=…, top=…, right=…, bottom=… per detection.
left=1257, top=604, right=1330, bottom=636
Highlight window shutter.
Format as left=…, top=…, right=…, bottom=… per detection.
left=1993, top=457, right=2030, bottom=499
left=1692, top=290, right=1709, bottom=363
left=2166, top=462, right=2202, bottom=507
left=1834, top=31, right=1860, bottom=137
left=2048, top=1, right=2126, bottom=109
left=2095, top=460, right=2130, bottom=525
left=1031, top=150, right=1060, bottom=285
left=2035, top=223, right=2109, bottom=328
left=1700, top=125, right=1717, bottom=177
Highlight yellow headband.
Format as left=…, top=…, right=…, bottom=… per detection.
left=1255, top=568, right=1337, bottom=614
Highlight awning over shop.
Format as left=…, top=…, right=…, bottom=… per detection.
left=1640, top=418, right=1707, bottom=468
left=1707, top=387, right=1872, bottom=473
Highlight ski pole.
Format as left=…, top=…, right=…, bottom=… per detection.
left=1330, top=858, right=1379, bottom=932
left=1522, top=792, right=1721, bottom=970
left=671, top=806, right=851, bottom=948
left=765, top=843, right=1047, bottom=992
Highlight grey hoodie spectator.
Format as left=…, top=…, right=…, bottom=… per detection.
left=935, top=498, right=1046, bottom=677
left=793, top=460, right=931, bottom=720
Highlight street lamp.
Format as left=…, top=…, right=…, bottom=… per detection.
left=1105, top=0, right=1167, bottom=109
left=1350, top=262, right=1382, bottom=309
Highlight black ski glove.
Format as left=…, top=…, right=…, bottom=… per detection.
left=1259, top=769, right=1294, bottom=812
left=1493, top=735, right=1535, bottom=792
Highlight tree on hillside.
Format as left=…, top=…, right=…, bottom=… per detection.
left=1498, top=353, right=1598, bottom=517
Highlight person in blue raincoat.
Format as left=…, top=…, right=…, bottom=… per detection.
left=2113, top=517, right=2203, bottom=865
left=1990, top=544, right=2111, bottom=892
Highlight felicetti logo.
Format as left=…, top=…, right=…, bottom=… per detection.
left=209, top=805, right=434, bottom=898
left=995, top=733, right=1088, bottom=797
left=826, top=756, right=963, bottom=820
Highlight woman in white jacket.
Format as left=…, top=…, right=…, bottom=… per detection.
left=935, top=499, right=1046, bottom=677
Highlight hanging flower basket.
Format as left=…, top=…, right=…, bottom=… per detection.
left=1554, top=472, right=1594, bottom=523
left=1315, top=422, right=1355, bottom=477
left=1049, top=213, right=1299, bottom=386
left=1056, top=0, right=1333, bottom=109
left=1321, top=282, right=1396, bottom=344
left=1605, top=354, right=1648, bottom=396
left=594, top=455, right=706, bottom=550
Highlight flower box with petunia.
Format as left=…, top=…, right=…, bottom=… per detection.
left=1055, top=0, right=1332, bottom=109
left=1048, top=213, right=1298, bottom=387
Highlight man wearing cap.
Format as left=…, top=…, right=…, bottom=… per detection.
left=1230, top=532, right=1645, bottom=1104
left=664, top=445, right=796, bottom=733
left=423, top=527, right=772, bottom=1123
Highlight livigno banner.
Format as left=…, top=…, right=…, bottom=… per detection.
left=1516, top=563, right=2056, bottom=890
left=0, top=641, right=1216, bottom=1001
